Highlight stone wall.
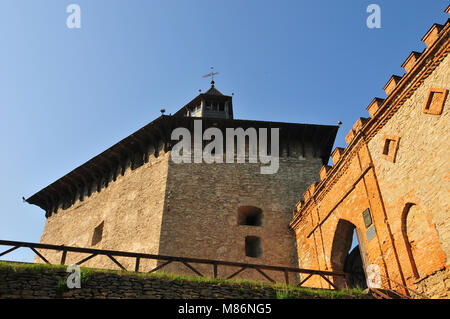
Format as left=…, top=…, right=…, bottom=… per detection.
left=366, top=53, right=450, bottom=283
left=0, top=263, right=367, bottom=299
left=0, top=265, right=278, bottom=299
left=36, top=125, right=325, bottom=284
left=37, top=149, right=170, bottom=271
left=159, top=155, right=322, bottom=283
left=413, top=268, right=450, bottom=299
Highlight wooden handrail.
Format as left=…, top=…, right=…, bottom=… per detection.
left=378, top=273, right=428, bottom=299
left=0, top=239, right=349, bottom=289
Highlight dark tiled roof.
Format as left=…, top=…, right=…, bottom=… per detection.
left=26, top=115, right=338, bottom=217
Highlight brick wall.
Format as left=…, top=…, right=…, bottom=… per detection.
left=366, top=54, right=450, bottom=284
left=290, top=19, right=449, bottom=298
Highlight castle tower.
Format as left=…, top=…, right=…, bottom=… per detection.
left=26, top=82, right=338, bottom=283
left=175, top=81, right=233, bottom=119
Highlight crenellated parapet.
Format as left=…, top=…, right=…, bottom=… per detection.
left=291, top=9, right=450, bottom=226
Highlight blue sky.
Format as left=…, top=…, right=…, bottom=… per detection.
left=0, top=0, right=448, bottom=262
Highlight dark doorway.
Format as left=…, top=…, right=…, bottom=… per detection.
left=344, top=244, right=367, bottom=289
left=245, top=236, right=262, bottom=258
left=330, top=219, right=368, bottom=289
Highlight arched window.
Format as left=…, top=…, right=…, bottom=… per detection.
left=245, top=236, right=262, bottom=258
left=401, top=203, right=445, bottom=280
left=237, top=206, right=263, bottom=226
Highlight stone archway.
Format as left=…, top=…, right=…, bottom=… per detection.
left=330, top=219, right=368, bottom=289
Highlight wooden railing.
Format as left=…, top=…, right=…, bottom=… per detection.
left=374, top=273, right=429, bottom=299
left=0, top=239, right=349, bottom=289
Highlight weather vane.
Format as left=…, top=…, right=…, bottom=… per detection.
left=202, top=66, right=219, bottom=87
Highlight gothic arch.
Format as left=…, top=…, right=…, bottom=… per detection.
left=401, top=202, right=445, bottom=280
left=330, top=219, right=367, bottom=288
left=400, top=203, right=420, bottom=279
left=330, top=219, right=355, bottom=272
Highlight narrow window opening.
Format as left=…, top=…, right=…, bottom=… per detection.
left=237, top=206, right=264, bottom=226
left=381, top=135, right=400, bottom=163
left=245, top=236, right=262, bottom=258
left=382, top=139, right=392, bottom=155
left=423, top=88, right=447, bottom=115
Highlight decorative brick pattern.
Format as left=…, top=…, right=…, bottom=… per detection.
left=319, top=165, right=331, bottom=181
left=331, top=148, right=345, bottom=165
left=402, top=52, right=421, bottom=73
left=366, top=98, right=385, bottom=118
left=383, top=75, right=402, bottom=96
left=422, top=24, right=444, bottom=49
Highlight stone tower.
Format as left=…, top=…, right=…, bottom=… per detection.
left=26, top=82, right=338, bottom=283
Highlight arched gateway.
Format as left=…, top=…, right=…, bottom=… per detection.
left=330, top=219, right=368, bottom=289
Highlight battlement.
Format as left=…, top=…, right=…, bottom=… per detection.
left=293, top=8, right=450, bottom=219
